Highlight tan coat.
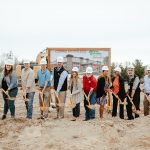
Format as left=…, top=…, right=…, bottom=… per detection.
left=68, top=79, right=84, bottom=104
left=21, top=68, right=35, bottom=93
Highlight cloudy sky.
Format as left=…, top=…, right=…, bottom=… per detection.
left=0, top=0, right=150, bottom=65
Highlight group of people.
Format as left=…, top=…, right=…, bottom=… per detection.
left=0, top=56, right=150, bottom=121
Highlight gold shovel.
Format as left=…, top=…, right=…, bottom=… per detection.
left=110, top=90, right=128, bottom=105
left=127, top=94, right=140, bottom=115
left=144, top=93, right=150, bottom=109
left=83, top=91, right=95, bottom=110
left=0, top=88, right=10, bottom=99
left=54, top=91, right=61, bottom=107
left=39, top=92, right=45, bottom=111
left=69, top=97, right=76, bottom=109
left=144, top=93, right=150, bottom=103
left=21, top=90, right=29, bottom=102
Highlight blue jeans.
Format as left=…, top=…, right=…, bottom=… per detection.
left=2, top=87, right=18, bottom=117
left=26, top=92, right=35, bottom=119
left=84, top=92, right=96, bottom=120
left=3, top=99, right=15, bottom=116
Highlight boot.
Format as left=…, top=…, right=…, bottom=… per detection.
left=37, top=111, right=44, bottom=119
left=100, top=106, right=104, bottom=118
left=2, top=114, right=6, bottom=120
left=25, top=101, right=28, bottom=110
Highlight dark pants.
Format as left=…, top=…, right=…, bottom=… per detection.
left=3, top=99, right=15, bottom=116
left=84, top=92, right=96, bottom=120
left=72, top=103, right=80, bottom=117
left=112, top=95, right=124, bottom=119
left=126, top=92, right=140, bottom=119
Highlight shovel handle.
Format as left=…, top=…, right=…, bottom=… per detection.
left=1, top=88, right=10, bottom=99
left=127, top=94, right=137, bottom=112
left=54, top=91, right=61, bottom=106
left=39, top=92, right=45, bottom=110
left=110, top=90, right=126, bottom=105
left=144, top=93, right=150, bottom=103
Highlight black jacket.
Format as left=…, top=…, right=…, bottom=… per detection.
left=54, top=66, right=68, bottom=91
left=96, top=76, right=109, bottom=98
left=111, top=76, right=126, bottom=101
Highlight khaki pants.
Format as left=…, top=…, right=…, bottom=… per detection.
left=143, top=95, right=150, bottom=116
left=39, top=87, right=50, bottom=116
left=56, top=91, right=67, bottom=118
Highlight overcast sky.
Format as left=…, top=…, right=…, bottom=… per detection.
left=0, top=0, right=150, bottom=65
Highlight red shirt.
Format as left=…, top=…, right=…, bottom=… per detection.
left=83, top=75, right=97, bottom=94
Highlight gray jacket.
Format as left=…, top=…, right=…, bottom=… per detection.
left=68, top=79, right=84, bottom=104
left=0, top=71, right=18, bottom=90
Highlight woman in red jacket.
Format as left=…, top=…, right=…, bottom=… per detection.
left=83, top=66, right=97, bottom=121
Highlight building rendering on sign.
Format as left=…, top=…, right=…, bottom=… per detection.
left=36, top=48, right=111, bottom=75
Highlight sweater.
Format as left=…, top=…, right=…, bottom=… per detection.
left=83, top=75, right=97, bottom=94
left=68, top=79, right=84, bottom=104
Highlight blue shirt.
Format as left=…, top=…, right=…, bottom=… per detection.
left=144, top=75, right=150, bottom=94
left=37, top=69, right=51, bottom=87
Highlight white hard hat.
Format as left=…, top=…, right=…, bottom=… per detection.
left=5, top=59, right=14, bottom=66
left=57, top=56, right=64, bottom=63
left=40, top=58, right=47, bottom=65
left=146, top=65, right=150, bottom=71
left=114, top=66, right=121, bottom=72
left=127, top=64, right=134, bottom=69
left=102, top=66, right=109, bottom=71
left=23, top=59, right=30, bottom=64
left=86, top=66, right=93, bottom=74
left=72, top=67, right=79, bottom=72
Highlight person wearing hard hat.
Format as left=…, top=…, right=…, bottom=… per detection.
left=143, top=65, right=150, bottom=116
left=0, top=59, right=18, bottom=120
left=83, top=66, right=97, bottom=121
left=53, top=56, right=68, bottom=119
left=68, top=67, right=84, bottom=121
left=21, top=60, right=35, bottom=119
left=96, top=66, right=110, bottom=119
left=126, top=64, right=141, bottom=120
left=111, top=66, right=126, bottom=119
left=37, top=58, right=51, bottom=119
